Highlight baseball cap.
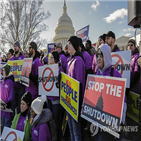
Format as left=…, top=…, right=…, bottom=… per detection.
left=54, top=43, right=62, bottom=49
left=106, top=31, right=115, bottom=39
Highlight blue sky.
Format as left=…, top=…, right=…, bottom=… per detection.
left=40, top=0, right=139, bottom=46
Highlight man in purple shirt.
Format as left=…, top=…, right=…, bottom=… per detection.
left=127, top=39, right=140, bottom=89
left=55, top=42, right=67, bottom=72
left=25, top=42, right=43, bottom=100
left=10, top=41, right=25, bottom=111
left=105, top=31, right=120, bottom=52
left=67, top=36, right=85, bottom=141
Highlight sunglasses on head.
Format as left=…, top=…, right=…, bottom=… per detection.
left=128, top=43, right=134, bottom=47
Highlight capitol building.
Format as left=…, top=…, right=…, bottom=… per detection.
left=53, top=0, right=75, bottom=48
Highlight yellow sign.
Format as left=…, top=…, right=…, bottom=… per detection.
left=43, top=49, right=48, bottom=56
left=60, top=72, right=80, bottom=121
left=126, top=91, right=140, bottom=123
left=8, top=60, right=23, bottom=82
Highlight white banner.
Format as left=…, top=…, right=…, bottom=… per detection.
left=111, top=50, right=131, bottom=88
left=1, top=126, right=25, bottom=141
left=38, top=64, right=59, bottom=96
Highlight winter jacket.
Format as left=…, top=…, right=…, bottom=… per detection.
left=31, top=109, right=53, bottom=141
left=25, top=54, right=43, bottom=99
left=11, top=111, right=31, bottom=141
left=0, top=74, right=14, bottom=120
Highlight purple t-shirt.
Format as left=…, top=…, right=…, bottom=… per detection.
left=130, top=53, right=139, bottom=79
left=25, top=57, right=43, bottom=100
left=16, top=114, right=26, bottom=131
left=1, top=78, right=14, bottom=120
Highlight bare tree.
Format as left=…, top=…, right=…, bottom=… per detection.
left=0, top=0, right=51, bottom=53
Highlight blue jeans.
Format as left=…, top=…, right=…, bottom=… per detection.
left=1, top=116, right=11, bottom=129
left=67, top=112, right=82, bottom=141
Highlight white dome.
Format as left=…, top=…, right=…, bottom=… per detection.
left=53, top=1, right=75, bottom=48
left=57, top=14, right=73, bottom=26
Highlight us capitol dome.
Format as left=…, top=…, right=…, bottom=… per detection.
left=53, top=0, right=75, bottom=48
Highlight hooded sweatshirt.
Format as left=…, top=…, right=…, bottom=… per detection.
left=31, top=109, right=52, bottom=141
left=0, top=74, right=14, bottom=120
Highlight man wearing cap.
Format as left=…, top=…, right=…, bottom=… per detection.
left=7, top=49, right=14, bottom=60
left=67, top=36, right=85, bottom=141
left=127, top=39, right=140, bottom=89
left=78, top=38, right=93, bottom=80
left=55, top=42, right=67, bottom=72
left=25, top=42, right=43, bottom=100
left=92, top=34, right=106, bottom=74
left=10, top=41, right=25, bottom=111
left=105, top=31, right=120, bottom=52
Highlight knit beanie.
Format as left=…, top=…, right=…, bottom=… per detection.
left=128, top=39, right=136, bottom=47
left=51, top=51, right=59, bottom=63
left=2, top=64, right=10, bottom=76
left=31, top=95, right=46, bottom=115
left=30, top=42, right=37, bottom=51
left=78, top=38, right=85, bottom=49
left=99, top=35, right=105, bottom=42
left=8, top=49, right=14, bottom=55
left=14, top=41, right=21, bottom=48
left=68, top=36, right=79, bottom=51
left=21, top=92, right=32, bottom=107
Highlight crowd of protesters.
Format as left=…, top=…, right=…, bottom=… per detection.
left=0, top=31, right=141, bottom=141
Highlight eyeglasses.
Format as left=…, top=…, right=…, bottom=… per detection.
left=128, top=43, right=134, bottom=47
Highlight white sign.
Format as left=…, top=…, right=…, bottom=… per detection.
left=111, top=50, right=131, bottom=88
left=38, top=64, right=59, bottom=96
left=1, top=126, right=25, bottom=141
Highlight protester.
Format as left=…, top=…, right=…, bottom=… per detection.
left=94, top=44, right=126, bottom=141
left=78, top=38, right=93, bottom=79
left=2, top=55, right=7, bottom=62
left=10, top=41, right=25, bottom=111
left=11, top=92, right=32, bottom=141
left=25, top=42, right=43, bottom=100
left=105, top=31, right=120, bottom=52
left=39, top=50, right=44, bottom=62
left=23, top=50, right=28, bottom=58
left=92, top=34, right=105, bottom=74
left=0, top=64, right=14, bottom=129
left=127, top=39, right=140, bottom=89
left=7, top=49, right=14, bottom=60
left=67, top=36, right=85, bottom=141
left=47, top=50, right=63, bottom=141
left=55, top=42, right=67, bottom=72
left=30, top=95, right=52, bottom=141
left=85, top=39, right=93, bottom=55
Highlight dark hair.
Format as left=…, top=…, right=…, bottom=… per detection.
left=51, top=51, right=59, bottom=63
left=86, top=40, right=92, bottom=48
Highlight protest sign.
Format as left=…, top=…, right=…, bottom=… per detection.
left=81, top=75, right=126, bottom=138
left=20, top=58, right=32, bottom=87
left=38, top=64, right=59, bottom=96
left=126, top=91, right=140, bottom=123
left=111, top=50, right=131, bottom=88
left=43, top=49, right=48, bottom=56
left=60, top=72, right=80, bottom=121
left=47, top=43, right=55, bottom=54
left=0, top=62, right=6, bottom=81
left=76, top=25, right=89, bottom=43
left=8, top=60, right=23, bottom=82
left=1, top=126, right=24, bottom=141
left=0, top=99, right=13, bottom=113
